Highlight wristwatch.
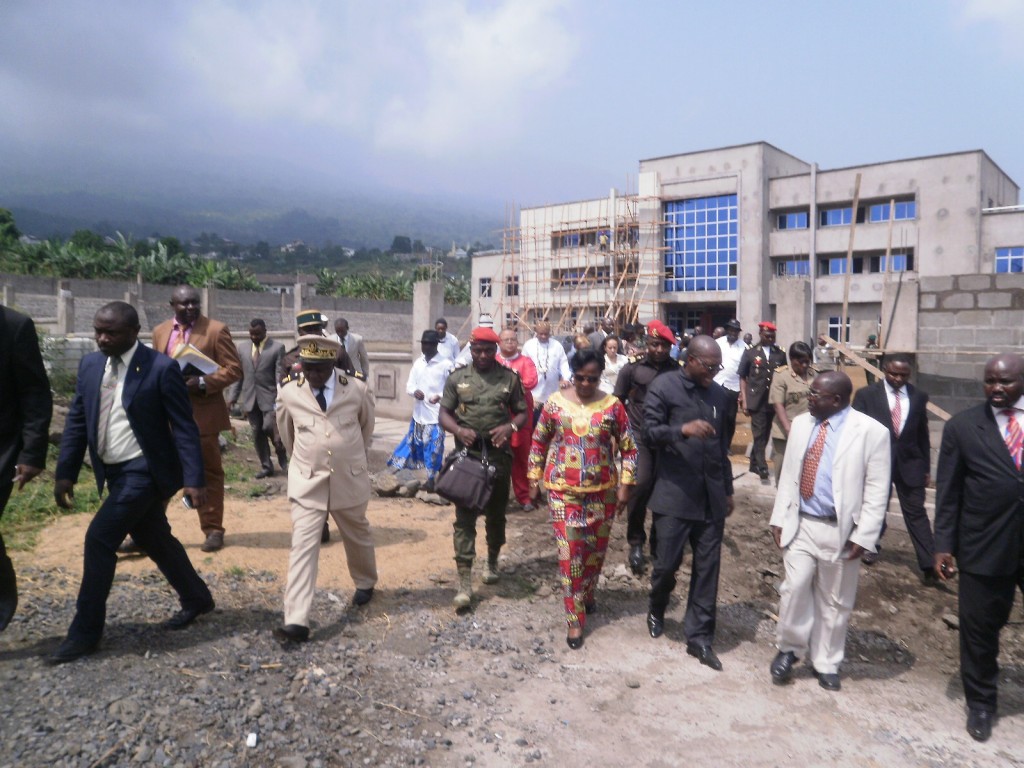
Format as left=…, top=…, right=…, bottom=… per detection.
left=510, top=422, right=519, bottom=433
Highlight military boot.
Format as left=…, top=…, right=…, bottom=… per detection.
left=481, top=548, right=500, bottom=585
left=453, top=565, right=473, bottom=610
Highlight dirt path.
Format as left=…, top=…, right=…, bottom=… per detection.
left=12, top=469, right=1024, bottom=766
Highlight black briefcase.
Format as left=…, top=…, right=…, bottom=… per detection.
left=434, top=443, right=497, bottom=513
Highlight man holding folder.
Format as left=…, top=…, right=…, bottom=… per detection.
left=153, top=286, right=241, bottom=551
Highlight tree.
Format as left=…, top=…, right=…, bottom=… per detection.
left=70, top=229, right=107, bottom=251
left=159, top=236, right=184, bottom=257
left=0, top=208, right=21, bottom=244
left=390, top=235, right=412, bottom=254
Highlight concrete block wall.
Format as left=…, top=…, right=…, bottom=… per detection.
left=916, top=272, right=1024, bottom=415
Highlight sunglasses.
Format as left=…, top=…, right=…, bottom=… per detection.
left=574, top=374, right=601, bottom=384
left=691, top=357, right=723, bottom=374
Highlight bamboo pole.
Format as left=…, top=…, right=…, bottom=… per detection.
left=838, top=173, right=862, bottom=362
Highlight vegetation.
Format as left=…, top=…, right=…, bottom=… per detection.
left=314, top=266, right=470, bottom=304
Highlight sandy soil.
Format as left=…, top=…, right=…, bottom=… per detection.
left=12, top=460, right=1024, bottom=767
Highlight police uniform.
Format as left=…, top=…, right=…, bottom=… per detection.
left=275, top=336, right=377, bottom=634
left=612, top=323, right=680, bottom=565
left=440, top=356, right=527, bottom=577
left=737, top=327, right=787, bottom=478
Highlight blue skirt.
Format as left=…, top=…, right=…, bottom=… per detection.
left=387, top=421, right=446, bottom=478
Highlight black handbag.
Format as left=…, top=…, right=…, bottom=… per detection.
left=435, top=442, right=497, bottom=512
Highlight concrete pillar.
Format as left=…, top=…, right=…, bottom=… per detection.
left=281, top=290, right=290, bottom=331
left=2, top=285, right=14, bottom=307
left=202, top=286, right=217, bottom=319
left=56, top=287, right=75, bottom=335
left=413, top=280, right=445, bottom=353
left=774, top=278, right=811, bottom=352
left=880, top=277, right=919, bottom=352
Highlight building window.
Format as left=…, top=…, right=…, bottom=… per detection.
left=505, top=276, right=519, bottom=296
left=774, top=258, right=810, bottom=277
left=504, top=312, right=519, bottom=328
left=995, top=246, right=1024, bottom=273
left=663, top=194, right=739, bottom=292
left=818, top=256, right=864, bottom=275
left=827, top=315, right=850, bottom=343
left=776, top=211, right=808, bottom=230
left=551, top=267, right=611, bottom=290
left=868, top=200, right=916, bottom=222
left=479, top=277, right=492, bottom=297
left=819, top=206, right=865, bottom=227
left=869, top=250, right=914, bottom=273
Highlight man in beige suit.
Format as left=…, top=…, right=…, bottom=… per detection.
left=273, top=336, right=377, bottom=645
left=768, top=371, right=890, bottom=691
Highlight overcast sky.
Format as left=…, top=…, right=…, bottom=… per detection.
left=2, top=0, right=1023, bottom=213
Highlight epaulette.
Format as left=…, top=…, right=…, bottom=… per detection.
left=629, top=354, right=644, bottom=364
left=354, top=370, right=366, bottom=381
left=281, top=371, right=303, bottom=387
left=775, top=364, right=789, bottom=372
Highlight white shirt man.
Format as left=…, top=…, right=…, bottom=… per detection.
left=714, top=324, right=745, bottom=393
left=522, top=324, right=571, bottom=408
left=407, top=351, right=452, bottom=425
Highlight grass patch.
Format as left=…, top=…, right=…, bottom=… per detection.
left=0, top=445, right=100, bottom=551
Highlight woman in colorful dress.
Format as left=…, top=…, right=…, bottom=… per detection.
left=528, top=349, right=638, bottom=649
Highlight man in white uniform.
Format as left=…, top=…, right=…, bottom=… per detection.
left=522, top=321, right=571, bottom=422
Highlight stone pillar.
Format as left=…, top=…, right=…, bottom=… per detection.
left=56, top=281, right=75, bottom=335
left=880, top=277, right=919, bottom=352
left=202, top=286, right=217, bottom=319
left=2, top=284, right=14, bottom=307
left=774, top=278, right=811, bottom=352
left=413, top=280, right=445, bottom=353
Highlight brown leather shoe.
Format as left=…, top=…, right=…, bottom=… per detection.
left=201, top=532, right=224, bottom=552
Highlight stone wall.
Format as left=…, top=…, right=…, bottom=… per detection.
left=916, top=272, right=1024, bottom=415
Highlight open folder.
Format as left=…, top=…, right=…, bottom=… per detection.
left=172, top=343, right=220, bottom=377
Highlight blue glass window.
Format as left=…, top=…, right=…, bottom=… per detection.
left=869, top=201, right=916, bottom=222
left=776, top=211, right=808, bottom=230
left=775, top=259, right=810, bottom=277
left=995, top=246, right=1024, bottom=273
left=819, top=207, right=865, bottom=227
left=663, top=194, right=738, bottom=292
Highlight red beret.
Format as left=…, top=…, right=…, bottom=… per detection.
left=470, top=326, right=500, bottom=344
left=758, top=321, right=777, bottom=331
left=647, top=320, right=674, bottom=341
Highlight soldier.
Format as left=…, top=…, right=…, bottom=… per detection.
left=613, top=320, right=680, bottom=573
left=278, top=310, right=330, bottom=381
left=438, top=326, right=529, bottom=610
left=738, top=321, right=787, bottom=481
left=273, top=336, right=377, bottom=645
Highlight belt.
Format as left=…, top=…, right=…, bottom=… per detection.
left=800, top=511, right=837, bottom=522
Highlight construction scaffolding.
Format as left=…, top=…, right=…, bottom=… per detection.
left=483, top=181, right=674, bottom=336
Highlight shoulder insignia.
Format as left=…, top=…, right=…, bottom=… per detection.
left=338, top=374, right=349, bottom=386
left=629, top=354, right=643, bottom=364
left=776, top=364, right=790, bottom=372
left=353, top=370, right=366, bottom=381
left=280, top=371, right=303, bottom=387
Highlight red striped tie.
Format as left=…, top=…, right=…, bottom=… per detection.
left=891, top=389, right=902, bottom=437
left=1004, top=410, right=1023, bottom=470
left=800, top=420, right=829, bottom=500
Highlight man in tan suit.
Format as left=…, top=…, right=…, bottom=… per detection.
left=152, top=286, right=242, bottom=552
left=768, top=371, right=890, bottom=691
left=273, top=335, right=377, bottom=644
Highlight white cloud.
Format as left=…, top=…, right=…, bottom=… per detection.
left=956, top=0, right=1024, bottom=61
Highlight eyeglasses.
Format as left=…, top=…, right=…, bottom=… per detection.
left=691, top=357, right=723, bottom=374
left=574, top=374, right=600, bottom=384
left=807, top=389, right=837, bottom=400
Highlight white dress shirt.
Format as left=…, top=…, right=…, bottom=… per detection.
left=437, top=333, right=460, bottom=361
left=316, top=370, right=336, bottom=410
left=522, top=337, right=571, bottom=405
left=991, top=395, right=1024, bottom=436
left=101, top=342, right=144, bottom=464
left=883, top=380, right=909, bottom=435
left=406, top=353, right=452, bottom=424
left=714, top=336, right=746, bottom=392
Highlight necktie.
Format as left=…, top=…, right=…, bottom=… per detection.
left=97, top=357, right=120, bottom=457
left=252, top=342, right=261, bottom=366
left=799, top=419, right=829, bottom=500
left=891, top=389, right=902, bottom=437
left=1003, top=409, right=1023, bottom=470
left=315, top=387, right=327, bottom=412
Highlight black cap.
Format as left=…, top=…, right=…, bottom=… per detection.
left=420, top=330, right=440, bottom=344
left=724, top=319, right=742, bottom=331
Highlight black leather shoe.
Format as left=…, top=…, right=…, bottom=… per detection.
left=255, top=468, right=274, bottom=479
left=163, top=599, right=215, bottom=630
left=0, top=595, right=15, bottom=632
left=0, top=564, right=17, bottom=632
left=966, top=708, right=993, bottom=742
left=628, top=544, right=644, bottom=574
left=353, top=588, right=374, bottom=606
left=321, top=522, right=331, bottom=544
left=770, top=651, right=797, bottom=684
left=46, top=638, right=99, bottom=665
left=686, top=642, right=723, bottom=671
left=566, top=632, right=584, bottom=650
left=814, top=670, right=841, bottom=691
left=273, top=624, right=310, bottom=645
left=758, top=467, right=770, bottom=481
left=646, top=612, right=664, bottom=639
left=583, top=602, right=597, bottom=615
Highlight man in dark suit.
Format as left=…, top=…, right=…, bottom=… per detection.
left=852, top=353, right=935, bottom=575
left=935, top=352, right=1024, bottom=742
left=227, top=318, right=287, bottom=479
left=738, top=321, right=787, bottom=480
left=0, top=306, right=52, bottom=631
left=152, top=286, right=241, bottom=551
left=50, top=301, right=213, bottom=664
left=643, top=336, right=734, bottom=671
